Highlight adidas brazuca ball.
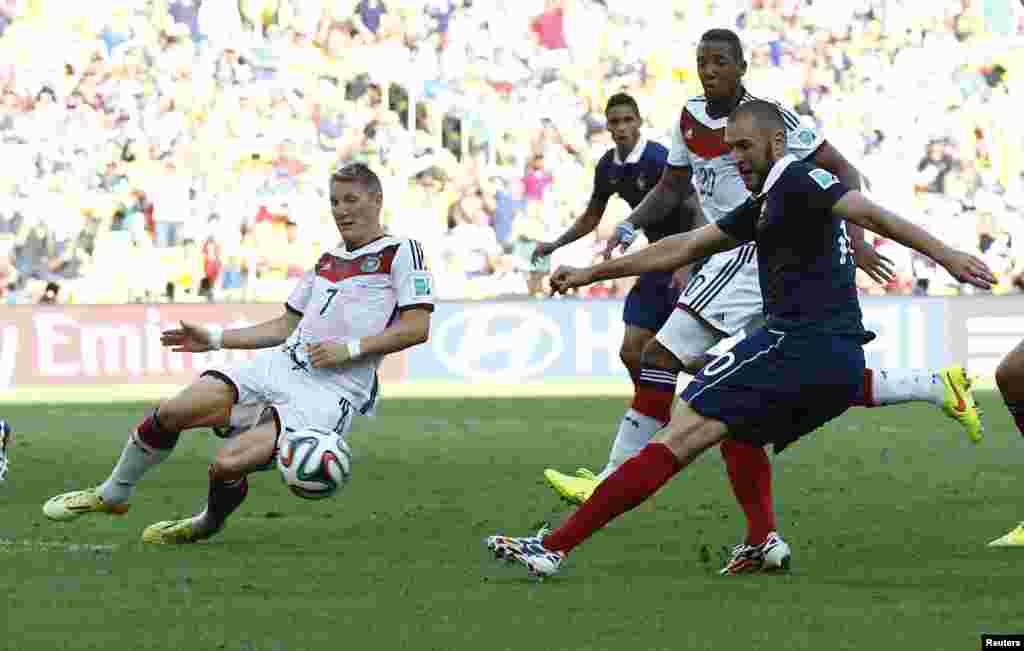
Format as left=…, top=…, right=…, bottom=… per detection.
left=277, top=427, right=352, bottom=500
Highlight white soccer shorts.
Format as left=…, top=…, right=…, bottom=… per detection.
left=676, top=243, right=762, bottom=336
left=205, top=350, right=357, bottom=440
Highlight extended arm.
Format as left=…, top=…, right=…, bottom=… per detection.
left=553, top=223, right=740, bottom=292
left=162, top=309, right=302, bottom=353
left=832, top=191, right=995, bottom=289
left=533, top=192, right=609, bottom=262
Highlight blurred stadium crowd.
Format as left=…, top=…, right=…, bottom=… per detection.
left=1, top=0, right=1023, bottom=304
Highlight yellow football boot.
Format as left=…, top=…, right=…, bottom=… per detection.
left=43, top=489, right=130, bottom=522
left=939, top=365, right=984, bottom=444
left=543, top=467, right=600, bottom=504
left=988, top=523, right=1024, bottom=547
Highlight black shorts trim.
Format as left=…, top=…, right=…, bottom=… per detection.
left=398, top=303, right=434, bottom=313
left=200, top=370, right=240, bottom=404
left=285, top=302, right=303, bottom=316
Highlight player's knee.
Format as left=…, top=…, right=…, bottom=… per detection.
left=657, top=405, right=727, bottom=464
left=640, top=339, right=684, bottom=372
left=210, top=449, right=247, bottom=480
left=159, top=375, right=236, bottom=431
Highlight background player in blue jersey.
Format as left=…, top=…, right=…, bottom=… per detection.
left=485, top=100, right=995, bottom=579
left=532, top=93, right=698, bottom=490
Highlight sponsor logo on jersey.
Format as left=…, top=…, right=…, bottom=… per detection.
left=796, top=128, right=816, bottom=147
left=809, top=168, right=838, bottom=190
left=636, top=175, right=647, bottom=191
left=360, top=256, right=381, bottom=273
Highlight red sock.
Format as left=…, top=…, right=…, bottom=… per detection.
left=631, top=366, right=679, bottom=422
left=543, top=443, right=682, bottom=553
left=136, top=409, right=180, bottom=450
left=850, top=368, right=876, bottom=408
left=720, top=439, right=776, bottom=546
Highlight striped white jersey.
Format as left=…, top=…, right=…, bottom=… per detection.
left=668, top=90, right=824, bottom=225
left=282, top=235, right=434, bottom=414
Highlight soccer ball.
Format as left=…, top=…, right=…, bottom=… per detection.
left=276, top=427, right=352, bottom=500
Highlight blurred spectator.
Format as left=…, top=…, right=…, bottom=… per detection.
left=0, top=0, right=1020, bottom=304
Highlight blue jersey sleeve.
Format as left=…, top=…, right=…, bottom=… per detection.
left=789, top=167, right=851, bottom=217
left=591, top=153, right=615, bottom=204
left=715, top=196, right=760, bottom=244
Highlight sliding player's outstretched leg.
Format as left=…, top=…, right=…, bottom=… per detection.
left=142, top=410, right=278, bottom=544
left=43, top=374, right=234, bottom=522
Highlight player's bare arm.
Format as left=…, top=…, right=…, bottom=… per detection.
left=603, top=166, right=696, bottom=258
left=161, top=310, right=303, bottom=353
left=307, top=307, right=431, bottom=369
left=814, top=141, right=894, bottom=283
left=554, top=223, right=739, bottom=293
left=533, top=192, right=608, bottom=262
left=832, top=191, right=995, bottom=289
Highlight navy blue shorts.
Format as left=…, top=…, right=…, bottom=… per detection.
left=679, top=327, right=866, bottom=452
left=623, top=271, right=680, bottom=332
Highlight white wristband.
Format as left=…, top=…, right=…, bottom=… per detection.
left=207, top=325, right=224, bottom=351
left=346, top=339, right=362, bottom=360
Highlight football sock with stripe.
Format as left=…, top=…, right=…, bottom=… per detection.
left=720, top=439, right=776, bottom=545
left=854, top=368, right=943, bottom=407
left=545, top=443, right=682, bottom=553
left=99, top=409, right=180, bottom=505
left=200, top=465, right=249, bottom=529
left=597, top=365, right=679, bottom=481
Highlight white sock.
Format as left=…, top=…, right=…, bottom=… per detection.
left=597, top=409, right=665, bottom=481
left=870, top=368, right=944, bottom=406
left=97, top=432, right=173, bottom=504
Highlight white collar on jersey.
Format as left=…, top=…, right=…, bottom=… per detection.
left=758, top=154, right=797, bottom=197
left=612, top=138, right=647, bottom=165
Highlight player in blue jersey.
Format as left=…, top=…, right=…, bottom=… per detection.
left=532, top=93, right=697, bottom=491
left=486, top=100, right=995, bottom=578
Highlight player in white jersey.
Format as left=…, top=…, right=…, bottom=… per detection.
left=41, top=163, right=436, bottom=544
left=546, top=28, right=983, bottom=575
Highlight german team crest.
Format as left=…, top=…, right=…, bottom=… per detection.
left=360, top=256, right=381, bottom=273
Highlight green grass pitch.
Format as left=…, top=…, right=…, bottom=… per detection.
left=2, top=392, right=1023, bottom=650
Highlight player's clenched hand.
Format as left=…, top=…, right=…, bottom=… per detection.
left=161, top=321, right=215, bottom=353
left=306, top=342, right=352, bottom=368
left=853, top=244, right=895, bottom=284
left=940, top=249, right=998, bottom=290
left=549, top=265, right=593, bottom=295
left=531, top=241, right=557, bottom=263
left=601, top=222, right=637, bottom=260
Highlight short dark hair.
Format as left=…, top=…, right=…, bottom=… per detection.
left=330, top=162, right=383, bottom=198
left=699, top=28, right=745, bottom=63
left=729, top=100, right=786, bottom=134
left=605, top=92, right=640, bottom=116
